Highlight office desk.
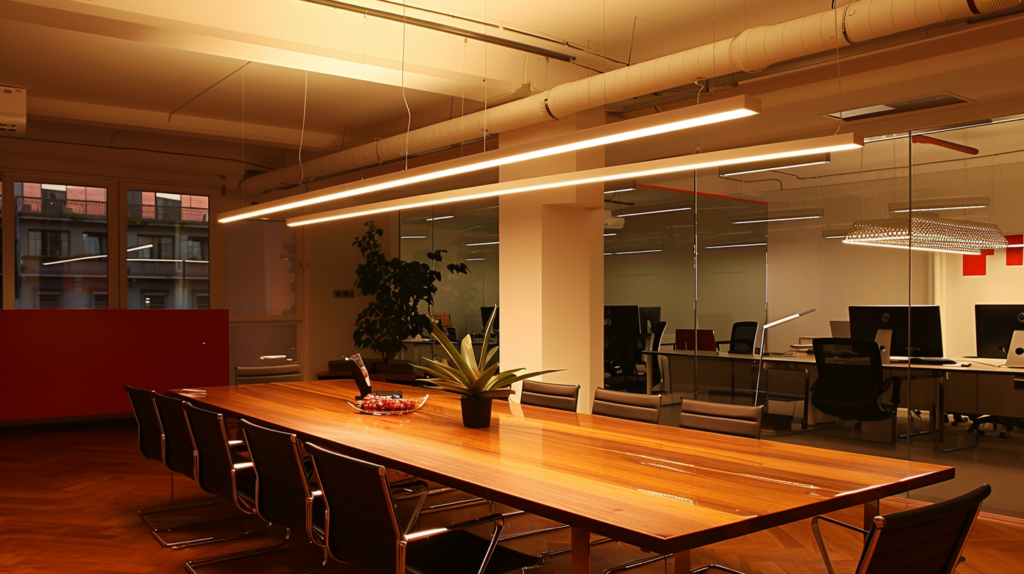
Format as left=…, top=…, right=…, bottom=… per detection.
left=173, top=380, right=952, bottom=574
left=644, top=350, right=1022, bottom=448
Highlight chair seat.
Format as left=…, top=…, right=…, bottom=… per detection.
left=407, top=530, right=539, bottom=574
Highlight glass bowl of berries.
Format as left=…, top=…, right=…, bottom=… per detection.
left=347, top=393, right=429, bottom=416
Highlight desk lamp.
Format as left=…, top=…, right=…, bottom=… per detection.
left=754, top=308, right=816, bottom=406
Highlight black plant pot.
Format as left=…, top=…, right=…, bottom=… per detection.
left=460, top=396, right=493, bottom=428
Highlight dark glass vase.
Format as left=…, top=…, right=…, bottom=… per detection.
left=460, top=396, right=493, bottom=428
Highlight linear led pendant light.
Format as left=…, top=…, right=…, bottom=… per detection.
left=287, top=133, right=863, bottom=227
left=731, top=207, right=824, bottom=225
left=217, top=96, right=761, bottom=223
left=888, top=196, right=990, bottom=213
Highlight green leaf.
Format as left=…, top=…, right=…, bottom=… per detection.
left=481, top=346, right=499, bottom=371
left=428, top=320, right=477, bottom=382
left=478, top=305, right=498, bottom=371
left=460, top=335, right=480, bottom=379
left=419, top=358, right=471, bottom=387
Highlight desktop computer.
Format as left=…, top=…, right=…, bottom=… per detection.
left=849, top=305, right=945, bottom=360
left=975, top=304, right=1024, bottom=360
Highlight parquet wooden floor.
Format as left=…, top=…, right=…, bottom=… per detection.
left=1, top=419, right=1022, bottom=574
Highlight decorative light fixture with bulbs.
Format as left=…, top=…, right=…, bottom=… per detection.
left=843, top=216, right=1008, bottom=254
left=218, top=96, right=762, bottom=223
left=286, top=134, right=863, bottom=227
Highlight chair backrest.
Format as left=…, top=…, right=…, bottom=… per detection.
left=235, top=364, right=303, bottom=385
left=593, top=388, right=661, bottom=424
left=124, top=385, right=162, bottom=461
left=860, top=484, right=990, bottom=574
left=646, top=321, right=668, bottom=352
left=520, top=380, right=580, bottom=412
left=239, top=418, right=312, bottom=532
left=151, top=393, right=195, bottom=477
left=305, top=442, right=403, bottom=571
left=680, top=399, right=762, bottom=439
left=182, top=402, right=236, bottom=501
left=811, top=338, right=889, bottom=418
left=729, top=321, right=759, bottom=354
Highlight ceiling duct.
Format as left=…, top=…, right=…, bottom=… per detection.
left=241, top=0, right=1021, bottom=196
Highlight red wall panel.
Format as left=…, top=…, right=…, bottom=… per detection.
left=0, top=310, right=228, bottom=422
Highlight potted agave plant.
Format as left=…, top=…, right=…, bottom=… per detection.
left=413, top=307, right=559, bottom=428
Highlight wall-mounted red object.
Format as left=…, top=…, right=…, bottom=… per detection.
left=0, top=310, right=228, bottom=423
left=963, top=249, right=995, bottom=277
left=1007, top=234, right=1023, bottom=267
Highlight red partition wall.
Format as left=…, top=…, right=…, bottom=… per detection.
left=0, top=310, right=228, bottom=422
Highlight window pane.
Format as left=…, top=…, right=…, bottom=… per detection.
left=15, top=182, right=108, bottom=309
left=126, top=191, right=210, bottom=309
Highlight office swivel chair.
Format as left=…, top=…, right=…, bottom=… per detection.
left=810, top=338, right=903, bottom=443
left=234, top=364, right=303, bottom=385
left=593, top=388, right=662, bottom=424
left=715, top=321, right=758, bottom=354
left=606, top=321, right=667, bottom=393
left=812, top=485, right=990, bottom=574
left=519, top=380, right=580, bottom=412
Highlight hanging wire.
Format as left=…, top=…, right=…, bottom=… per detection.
left=298, top=71, right=309, bottom=186
left=832, top=3, right=844, bottom=135
left=360, top=13, right=367, bottom=180
left=401, top=3, right=412, bottom=170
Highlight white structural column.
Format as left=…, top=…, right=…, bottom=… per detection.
left=498, top=112, right=605, bottom=413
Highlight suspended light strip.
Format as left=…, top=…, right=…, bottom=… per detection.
left=888, top=196, right=990, bottom=213
left=732, top=208, right=824, bottom=225
left=604, top=187, right=637, bottom=194
left=219, top=96, right=762, bottom=223
left=42, top=244, right=154, bottom=266
left=426, top=215, right=453, bottom=221
left=616, top=207, right=691, bottom=218
left=705, top=242, right=768, bottom=249
left=718, top=153, right=831, bottom=177
left=465, top=241, right=499, bottom=246
left=466, top=258, right=486, bottom=261
left=842, top=217, right=1008, bottom=255
left=604, top=249, right=664, bottom=256
left=401, top=235, right=427, bottom=239
left=603, top=233, right=617, bottom=237
left=127, top=258, right=210, bottom=263
left=821, top=229, right=851, bottom=239
left=286, top=134, right=862, bottom=227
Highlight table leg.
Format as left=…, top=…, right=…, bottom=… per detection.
left=673, top=550, right=691, bottom=574
left=863, top=499, right=880, bottom=535
left=646, top=354, right=655, bottom=394
left=571, top=527, right=590, bottom=574
left=802, top=368, right=810, bottom=430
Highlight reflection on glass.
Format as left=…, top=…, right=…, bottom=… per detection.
left=399, top=199, right=499, bottom=364
left=15, top=182, right=109, bottom=308
left=126, top=190, right=209, bottom=309
left=224, top=220, right=297, bottom=316
left=229, top=322, right=298, bottom=384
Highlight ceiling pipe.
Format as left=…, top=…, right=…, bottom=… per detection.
left=240, top=0, right=1020, bottom=196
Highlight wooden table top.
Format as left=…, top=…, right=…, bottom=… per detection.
left=172, top=381, right=954, bottom=554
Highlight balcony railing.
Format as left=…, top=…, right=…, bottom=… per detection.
left=17, top=198, right=107, bottom=218
left=128, top=204, right=209, bottom=223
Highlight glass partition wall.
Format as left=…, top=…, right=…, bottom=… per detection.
left=399, top=198, right=499, bottom=366
left=605, top=116, right=1024, bottom=518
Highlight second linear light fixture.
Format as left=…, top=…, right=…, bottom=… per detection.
left=287, top=134, right=863, bottom=227
left=218, top=96, right=761, bottom=223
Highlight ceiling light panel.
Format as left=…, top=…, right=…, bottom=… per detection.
left=219, top=96, right=761, bottom=223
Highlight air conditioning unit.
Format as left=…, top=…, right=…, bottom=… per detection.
left=604, top=210, right=625, bottom=229
left=0, top=86, right=26, bottom=134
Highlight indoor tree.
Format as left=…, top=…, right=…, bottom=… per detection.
left=353, top=221, right=468, bottom=369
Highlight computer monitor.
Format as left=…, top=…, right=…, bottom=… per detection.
left=604, top=306, right=641, bottom=363
left=975, top=304, right=1024, bottom=359
left=848, top=305, right=944, bottom=358
left=480, top=306, right=499, bottom=331
left=639, top=307, right=662, bottom=335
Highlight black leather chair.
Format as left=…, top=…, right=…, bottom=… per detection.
left=812, top=485, right=990, bottom=574
left=811, top=338, right=903, bottom=442
left=305, top=441, right=543, bottom=574
left=715, top=321, right=758, bottom=353
left=520, top=380, right=580, bottom=412
left=606, top=321, right=668, bottom=393
left=181, top=404, right=282, bottom=573
left=593, top=388, right=662, bottom=424
left=680, top=399, right=763, bottom=439
left=125, top=386, right=220, bottom=536
left=237, top=419, right=330, bottom=573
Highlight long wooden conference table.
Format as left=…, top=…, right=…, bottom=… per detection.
left=173, top=380, right=953, bottom=574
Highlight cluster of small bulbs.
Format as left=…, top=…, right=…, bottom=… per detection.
left=843, top=216, right=1008, bottom=255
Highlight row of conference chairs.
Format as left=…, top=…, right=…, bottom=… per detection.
left=125, top=382, right=989, bottom=574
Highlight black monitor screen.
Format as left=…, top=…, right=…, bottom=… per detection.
left=639, top=307, right=662, bottom=335
left=480, top=306, right=499, bottom=331
left=849, top=305, right=944, bottom=357
left=975, top=304, right=1024, bottom=359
